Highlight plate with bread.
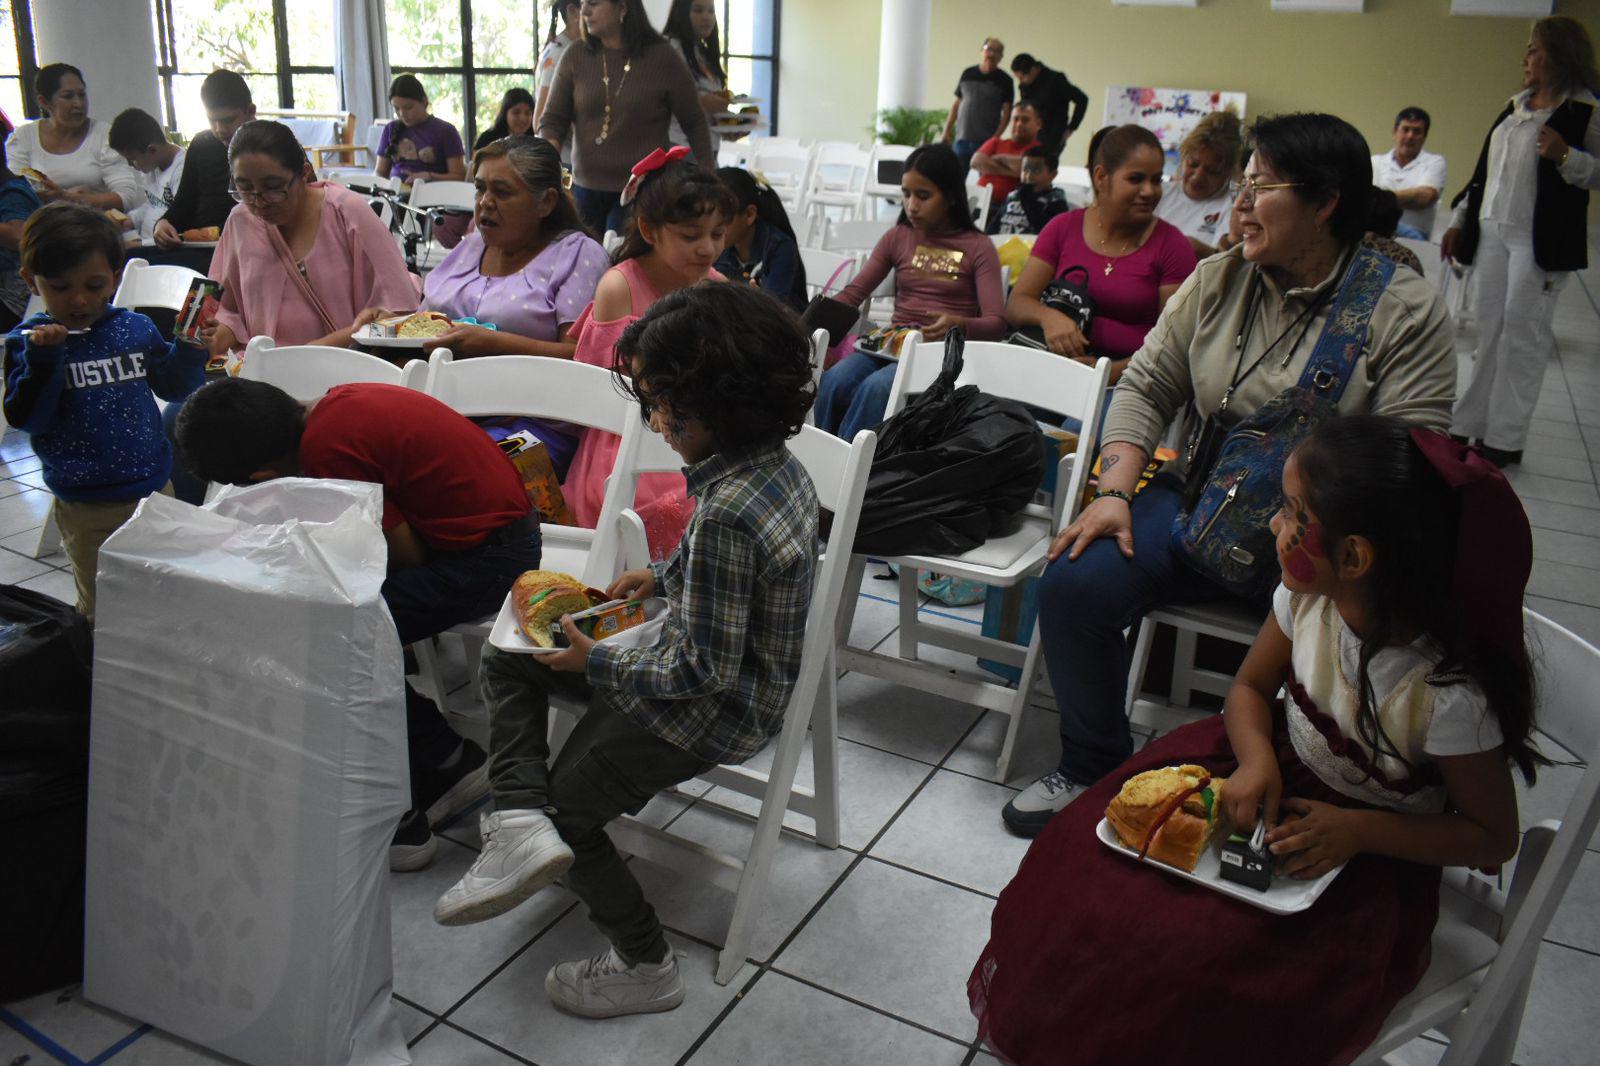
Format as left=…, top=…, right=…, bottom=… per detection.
left=355, top=310, right=457, bottom=347
left=489, top=570, right=667, bottom=656
left=1096, top=764, right=1344, bottom=915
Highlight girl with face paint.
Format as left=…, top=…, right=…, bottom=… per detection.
left=969, top=416, right=1547, bottom=1066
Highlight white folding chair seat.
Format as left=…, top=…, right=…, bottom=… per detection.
left=804, top=143, right=870, bottom=222
left=235, top=335, right=427, bottom=402
left=112, top=258, right=205, bottom=312
left=835, top=334, right=1110, bottom=778
left=1125, top=599, right=1264, bottom=731
left=549, top=423, right=878, bottom=985
left=798, top=246, right=857, bottom=300
left=1353, top=612, right=1600, bottom=1064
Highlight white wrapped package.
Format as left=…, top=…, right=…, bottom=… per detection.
left=84, top=478, right=411, bottom=1066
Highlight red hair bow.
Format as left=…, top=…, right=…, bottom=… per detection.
left=621, top=145, right=691, bottom=205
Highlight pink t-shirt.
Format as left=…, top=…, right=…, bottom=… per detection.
left=1030, top=209, right=1196, bottom=360
left=835, top=225, right=1007, bottom=340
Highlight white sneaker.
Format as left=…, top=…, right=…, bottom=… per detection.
left=545, top=945, right=685, bottom=1018
left=1001, top=771, right=1086, bottom=836
left=432, top=809, right=575, bottom=926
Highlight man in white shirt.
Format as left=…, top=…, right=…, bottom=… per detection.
left=1371, top=107, right=1447, bottom=239
left=107, top=108, right=185, bottom=242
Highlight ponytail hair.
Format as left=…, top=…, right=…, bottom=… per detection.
left=614, top=161, right=736, bottom=264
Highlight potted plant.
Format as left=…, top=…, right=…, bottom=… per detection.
left=870, top=106, right=947, bottom=146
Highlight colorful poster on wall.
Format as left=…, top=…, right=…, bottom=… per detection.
left=1104, top=87, right=1248, bottom=174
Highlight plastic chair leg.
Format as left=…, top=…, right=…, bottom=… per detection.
left=996, top=631, right=1046, bottom=782
left=33, top=500, right=62, bottom=558
left=1124, top=617, right=1156, bottom=718
left=810, top=643, right=842, bottom=849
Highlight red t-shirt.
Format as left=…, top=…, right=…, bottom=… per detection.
left=300, top=383, right=530, bottom=550
left=975, top=135, right=1040, bottom=202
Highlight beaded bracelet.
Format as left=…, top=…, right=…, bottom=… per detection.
left=1092, top=489, right=1134, bottom=505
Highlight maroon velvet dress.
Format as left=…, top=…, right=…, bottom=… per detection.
left=968, top=711, right=1440, bottom=1066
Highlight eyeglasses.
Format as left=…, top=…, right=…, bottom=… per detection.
left=1236, top=176, right=1304, bottom=206
left=229, top=175, right=300, bottom=205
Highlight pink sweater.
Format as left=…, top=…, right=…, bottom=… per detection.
left=835, top=225, right=1008, bottom=340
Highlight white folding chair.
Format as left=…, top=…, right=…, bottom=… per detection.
left=112, top=258, right=204, bottom=313
left=805, top=328, right=829, bottom=420
left=751, top=143, right=815, bottom=216
left=400, top=180, right=476, bottom=269
left=602, top=229, right=624, bottom=256
left=552, top=423, right=878, bottom=985
left=969, top=183, right=995, bottom=232
left=412, top=352, right=649, bottom=707
left=857, top=143, right=913, bottom=221
left=1353, top=611, right=1600, bottom=1065
left=834, top=334, right=1111, bottom=779
left=821, top=218, right=892, bottom=254
left=861, top=269, right=896, bottom=330
left=798, top=246, right=857, bottom=300
left=1056, top=165, right=1093, bottom=209
left=1124, top=601, right=1264, bottom=733
left=235, top=335, right=428, bottom=402
left=803, top=142, right=870, bottom=227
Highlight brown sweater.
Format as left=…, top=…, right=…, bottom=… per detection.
left=539, top=39, right=715, bottom=192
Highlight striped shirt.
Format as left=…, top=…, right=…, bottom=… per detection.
left=586, top=442, right=819, bottom=764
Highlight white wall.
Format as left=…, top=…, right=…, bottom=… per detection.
left=32, top=0, right=161, bottom=122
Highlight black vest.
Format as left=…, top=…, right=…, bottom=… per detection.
left=1450, top=95, right=1593, bottom=272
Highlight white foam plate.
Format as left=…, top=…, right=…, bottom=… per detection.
left=353, top=323, right=432, bottom=348
left=129, top=238, right=219, bottom=249
left=1095, top=817, right=1343, bottom=915
left=489, top=593, right=668, bottom=656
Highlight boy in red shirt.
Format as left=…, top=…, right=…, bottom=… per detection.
left=176, top=380, right=541, bottom=869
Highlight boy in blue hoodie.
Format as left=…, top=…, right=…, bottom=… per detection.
left=2, top=202, right=207, bottom=619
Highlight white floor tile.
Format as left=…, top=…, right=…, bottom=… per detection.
left=626, top=800, right=855, bottom=963
left=1530, top=529, right=1600, bottom=571
left=1523, top=432, right=1592, bottom=462
left=1522, top=497, right=1600, bottom=536
left=1513, top=757, right=1597, bottom=852
left=870, top=769, right=1031, bottom=896
left=445, top=908, right=748, bottom=1066
left=1526, top=596, right=1600, bottom=650
left=96, top=1026, right=246, bottom=1064
left=1545, top=848, right=1600, bottom=954
left=388, top=839, right=580, bottom=1014
left=15, top=567, right=77, bottom=605
left=1517, top=451, right=1594, bottom=482
left=836, top=669, right=986, bottom=766
left=0, top=985, right=144, bottom=1062
left=408, top=1022, right=527, bottom=1065
left=774, top=859, right=991, bottom=1043
left=690, top=972, right=972, bottom=1066
left=1514, top=941, right=1600, bottom=1065
left=0, top=478, right=29, bottom=500
left=1527, top=417, right=1584, bottom=442
left=1507, top=471, right=1600, bottom=510
left=943, top=706, right=1061, bottom=789
left=1527, top=559, right=1600, bottom=608
left=0, top=545, right=52, bottom=585
left=396, top=998, right=436, bottom=1043
left=842, top=592, right=904, bottom=653
left=0, top=524, right=60, bottom=563
left=0, top=487, right=51, bottom=538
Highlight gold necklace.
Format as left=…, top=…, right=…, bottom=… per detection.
left=597, top=51, right=633, bottom=145
left=1092, top=209, right=1139, bottom=276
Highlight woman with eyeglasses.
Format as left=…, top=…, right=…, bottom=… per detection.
left=1445, top=16, right=1600, bottom=468
left=203, top=120, right=419, bottom=358
left=1000, top=113, right=1457, bottom=838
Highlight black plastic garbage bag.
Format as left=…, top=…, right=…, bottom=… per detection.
left=0, top=583, right=93, bottom=1000
left=853, top=330, right=1046, bottom=557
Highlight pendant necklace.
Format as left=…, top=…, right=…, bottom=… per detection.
left=597, top=51, right=633, bottom=145
left=1094, top=208, right=1137, bottom=276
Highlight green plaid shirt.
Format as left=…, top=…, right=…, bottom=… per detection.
left=585, top=442, right=819, bottom=764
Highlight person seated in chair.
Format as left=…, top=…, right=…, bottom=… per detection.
left=432, top=282, right=819, bottom=1020
left=175, top=377, right=542, bottom=871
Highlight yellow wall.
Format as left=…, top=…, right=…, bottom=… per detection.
left=780, top=0, right=1600, bottom=210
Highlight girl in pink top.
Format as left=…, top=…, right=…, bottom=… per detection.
left=1008, top=125, right=1196, bottom=381
left=205, top=120, right=420, bottom=355
left=562, top=157, right=735, bottom=559
left=814, top=143, right=1006, bottom=441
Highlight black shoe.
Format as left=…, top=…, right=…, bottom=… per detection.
left=391, top=808, right=440, bottom=872
left=421, top=740, right=491, bottom=830
left=1480, top=446, right=1523, bottom=468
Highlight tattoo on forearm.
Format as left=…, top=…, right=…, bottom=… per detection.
left=1100, top=454, right=1120, bottom=473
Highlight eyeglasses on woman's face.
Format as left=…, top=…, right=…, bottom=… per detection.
left=1235, top=175, right=1304, bottom=207
left=229, top=174, right=301, bottom=205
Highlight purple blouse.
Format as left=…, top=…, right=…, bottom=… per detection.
left=421, top=228, right=610, bottom=341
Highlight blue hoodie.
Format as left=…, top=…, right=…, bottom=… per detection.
left=2, top=307, right=206, bottom=502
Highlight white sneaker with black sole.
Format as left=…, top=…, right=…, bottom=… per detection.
left=545, top=945, right=685, bottom=1018
left=1001, top=771, right=1086, bottom=836
left=389, top=809, right=440, bottom=872
left=433, top=808, right=575, bottom=926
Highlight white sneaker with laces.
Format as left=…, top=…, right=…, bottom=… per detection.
left=1001, top=771, right=1086, bottom=835
left=545, top=945, right=685, bottom=1018
left=432, top=808, right=574, bottom=926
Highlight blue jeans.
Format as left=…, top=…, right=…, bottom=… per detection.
left=384, top=519, right=542, bottom=806
left=573, top=185, right=627, bottom=236
left=816, top=350, right=895, bottom=440
left=1036, top=478, right=1230, bottom=785
left=953, top=138, right=982, bottom=173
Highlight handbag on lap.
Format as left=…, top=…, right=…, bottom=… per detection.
left=1007, top=264, right=1095, bottom=351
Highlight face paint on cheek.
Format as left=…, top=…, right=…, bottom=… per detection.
left=1283, top=521, right=1325, bottom=583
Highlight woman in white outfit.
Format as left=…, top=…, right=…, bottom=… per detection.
left=3, top=63, right=140, bottom=213
left=1445, top=16, right=1600, bottom=467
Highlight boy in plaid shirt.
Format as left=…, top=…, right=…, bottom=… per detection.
left=435, top=282, right=819, bottom=1018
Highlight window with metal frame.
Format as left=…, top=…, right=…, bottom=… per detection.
left=717, top=0, right=779, bottom=133
left=1, top=0, right=37, bottom=127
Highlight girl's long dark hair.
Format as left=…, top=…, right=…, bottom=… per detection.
left=614, top=161, right=736, bottom=264
left=664, top=0, right=726, bottom=86
left=1294, top=416, right=1543, bottom=783
left=896, top=142, right=977, bottom=234
left=717, top=167, right=806, bottom=302
left=480, top=88, right=536, bottom=147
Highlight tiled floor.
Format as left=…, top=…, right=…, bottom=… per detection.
left=4, top=267, right=1600, bottom=1065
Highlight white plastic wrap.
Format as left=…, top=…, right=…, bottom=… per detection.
left=84, top=478, right=411, bottom=1066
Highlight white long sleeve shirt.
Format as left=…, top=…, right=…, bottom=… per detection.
left=1454, top=88, right=1600, bottom=233
left=3, top=118, right=141, bottom=212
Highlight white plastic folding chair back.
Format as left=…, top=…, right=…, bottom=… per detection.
left=798, top=246, right=857, bottom=299
left=402, top=180, right=476, bottom=268
left=112, top=258, right=204, bottom=312
left=858, top=143, right=913, bottom=220
left=752, top=145, right=814, bottom=215
left=1354, top=611, right=1600, bottom=1065
left=806, top=328, right=828, bottom=418
left=236, top=335, right=425, bottom=402
left=804, top=142, right=870, bottom=220
left=601, top=229, right=624, bottom=256
left=822, top=218, right=892, bottom=254
left=836, top=332, right=1111, bottom=778
left=1056, top=165, right=1093, bottom=208
left=969, top=184, right=994, bottom=232
left=556, top=425, right=879, bottom=985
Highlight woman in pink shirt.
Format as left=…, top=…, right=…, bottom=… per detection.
left=814, top=143, right=1006, bottom=441
left=205, top=120, right=419, bottom=356
left=1008, top=125, right=1196, bottom=386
